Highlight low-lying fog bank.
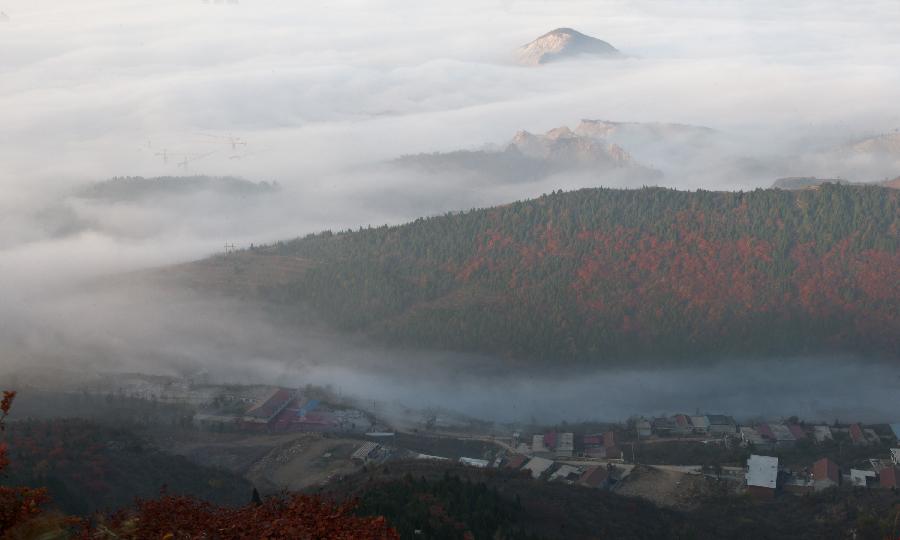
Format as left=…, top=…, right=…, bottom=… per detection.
left=3, top=282, right=897, bottom=426
left=304, top=357, right=900, bottom=425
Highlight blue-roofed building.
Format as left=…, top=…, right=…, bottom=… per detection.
left=297, top=399, right=320, bottom=418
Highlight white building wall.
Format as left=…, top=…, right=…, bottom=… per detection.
left=747, top=455, right=778, bottom=489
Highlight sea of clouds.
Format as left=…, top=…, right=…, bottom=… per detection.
left=1, top=0, right=899, bottom=421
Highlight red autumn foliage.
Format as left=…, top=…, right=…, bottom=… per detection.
left=0, top=391, right=52, bottom=536
left=91, top=494, right=399, bottom=540
left=0, top=390, right=399, bottom=539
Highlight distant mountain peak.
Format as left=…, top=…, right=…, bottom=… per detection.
left=516, top=28, right=620, bottom=66
left=508, top=125, right=634, bottom=166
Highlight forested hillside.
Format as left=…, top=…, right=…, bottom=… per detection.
left=247, top=184, right=898, bottom=363
left=1, top=418, right=252, bottom=516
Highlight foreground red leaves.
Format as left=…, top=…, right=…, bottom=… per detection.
left=1, top=391, right=52, bottom=536
left=0, top=390, right=398, bottom=539
left=93, top=494, right=398, bottom=540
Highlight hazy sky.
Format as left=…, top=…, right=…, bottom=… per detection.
left=2, top=1, right=900, bottom=420
left=3, top=0, right=900, bottom=280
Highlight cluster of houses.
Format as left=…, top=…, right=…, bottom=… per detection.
left=74, top=374, right=375, bottom=435
left=631, top=413, right=900, bottom=452
left=348, top=434, right=617, bottom=490
left=507, top=415, right=900, bottom=500
left=194, top=386, right=370, bottom=433
left=746, top=447, right=900, bottom=498
left=520, top=431, right=586, bottom=458
left=739, top=421, right=885, bottom=450
left=636, top=414, right=738, bottom=438
left=514, top=429, right=632, bottom=460
left=512, top=413, right=742, bottom=462
left=740, top=422, right=900, bottom=498
left=486, top=453, right=616, bottom=489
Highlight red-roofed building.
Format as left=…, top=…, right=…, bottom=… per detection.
left=812, top=457, right=840, bottom=491
left=505, top=454, right=528, bottom=470
left=757, top=423, right=775, bottom=441
left=881, top=466, right=899, bottom=488
left=244, top=388, right=298, bottom=424
left=849, top=424, right=866, bottom=445
left=578, top=465, right=610, bottom=488
left=543, top=432, right=558, bottom=449
left=787, top=425, right=806, bottom=440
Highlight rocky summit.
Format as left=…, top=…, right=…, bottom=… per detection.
left=516, top=28, right=620, bottom=66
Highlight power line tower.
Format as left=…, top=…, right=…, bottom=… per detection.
left=224, top=242, right=236, bottom=255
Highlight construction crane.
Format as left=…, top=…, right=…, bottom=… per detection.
left=176, top=151, right=217, bottom=171
left=198, top=133, right=247, bottom=151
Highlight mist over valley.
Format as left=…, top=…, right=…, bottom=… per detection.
left=1, top=2, right=900, bottom=537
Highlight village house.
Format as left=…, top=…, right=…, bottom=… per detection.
left=522, top=457, right=554, bottom=479
left=787, top=424, right=807, bottom=441
left=812, top=457, right=840, bottom=491
left=583, top=434, right=604, bottom=457
left=556, top=432, right=574, bottom=458
left=740, top=427, right=771, bottom=449
left=863, top=428, right=881, bottom=445
left=707, top=414, right=737, bottom=435
left=746, top=455, right=779, bottom=498
left=652, top=416, right=676, bottom=437
left=532, top=434, right=548, bottom=454
left=504, top=454, right=528, bottom=470
left=672, top=414, right=693, bottom=436
left=881, top=466, right=899, bottom=489
left=603, top=431, right=617, bottom=448
left=578, top=465, right=611, bottom=489
left=850, top=468, right=877, bottom=487
left=690, top=415, right=710, bottom=434
left=868, top=457, right=895, bottom=476
left=243, top=387, right=299, bottom=425
left=849, top=423, right=867, bottom=445
left=543, top=432, right=558, bottom=451
left=550, top=464, right=581, bottom=483
left=766, top=423, right=797, bottom=449
left=636, top=419, right=652, bottom=438
left=584, top=432, right=623, bottom=458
